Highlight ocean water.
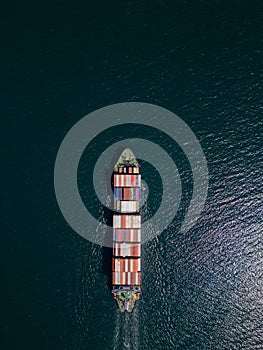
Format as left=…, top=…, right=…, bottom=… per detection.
left=2, top=1, right=263, bottom=349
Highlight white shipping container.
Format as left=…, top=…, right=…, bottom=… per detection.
left=136, top=175, right=141, bottom=187
left=133, top=215, right=141, bottom=228
left=120, top=201, right=137, bottom=213
left=138, top=258, right=141, bottom=271
left=113, top=215, right=120, bottom=228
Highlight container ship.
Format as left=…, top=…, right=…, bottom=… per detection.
left=111, top=148, right=141, bottom=313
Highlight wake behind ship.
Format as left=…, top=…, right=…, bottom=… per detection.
left=111, top=148, right=141, bottom=312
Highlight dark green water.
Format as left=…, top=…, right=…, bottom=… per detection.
left=2, top=1, right=263, bottom=349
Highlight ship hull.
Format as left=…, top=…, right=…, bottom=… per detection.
left=112, top=149, right=141, bottom=312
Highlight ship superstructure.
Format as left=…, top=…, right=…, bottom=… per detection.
left=111, top=148, right=141, bottom=312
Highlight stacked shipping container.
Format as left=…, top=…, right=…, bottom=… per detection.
left=114, top=187, right=140, bottom=200
left=113, top=242, right=141, bottom=257
left=113, top=229, right=141, bottom=242
left=112, top=165, right=141, bottom=287
left=112, top=271, right=140, bottom=285
left=114, top=174, right=141, bottom=187
left=113, top=215, right=141, bottom=228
